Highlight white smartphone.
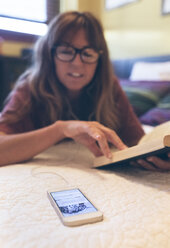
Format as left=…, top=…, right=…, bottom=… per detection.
left=47, top=188, right=103, bottom=227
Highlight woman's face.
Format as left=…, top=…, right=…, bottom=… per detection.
left=54, top=29, right=98, bottom=98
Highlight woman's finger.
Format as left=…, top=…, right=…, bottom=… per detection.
left=73, top=134, right=103, bottom=157
left=146, top=156, right=170, bottom=170
left=96, top=123, right=127, bottom=150
left=136, top=159, right=158, bottom=171
left=94, top=132, right=113, bottom=158
left=82, top=122, right=126, bottom=157
left=86, top=126, right=112, bottom=158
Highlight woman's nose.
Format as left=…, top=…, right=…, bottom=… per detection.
left=71, top=53, right=83, bottom=65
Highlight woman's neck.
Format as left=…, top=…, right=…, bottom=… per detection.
left=67, top=90, right=82, bottom=101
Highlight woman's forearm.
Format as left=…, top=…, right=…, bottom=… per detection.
left=0, top=121, right=65, bottom=166
left=0, top=120, right=127, bottom=166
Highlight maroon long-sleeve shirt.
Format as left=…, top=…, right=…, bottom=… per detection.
left=0, top=79, right=144, bottom=146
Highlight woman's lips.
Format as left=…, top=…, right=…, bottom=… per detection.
left=68, top=72, right=83, bottom=78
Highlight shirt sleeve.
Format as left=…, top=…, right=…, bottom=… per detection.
left=0, top=86, right=35, bottom=134
left=114, top=77, right=145, bottom=146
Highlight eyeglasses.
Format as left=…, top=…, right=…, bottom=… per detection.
left=53, top=43, right=102, bottom=64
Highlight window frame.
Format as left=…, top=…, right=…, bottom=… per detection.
left=0, top=0, right=60, bottom=42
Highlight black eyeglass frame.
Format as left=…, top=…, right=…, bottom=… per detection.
left=52, top=43, right=103, bottom=64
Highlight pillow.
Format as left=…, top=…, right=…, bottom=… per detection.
left=120, top=79, right=170, bottom=116
left=157, top=93, right=170, bottom=109
left=140, top=108, right=170, bottom=126
left=130, top=61, right=170, bottom=81
left=140, top=94, right=170, bottom=126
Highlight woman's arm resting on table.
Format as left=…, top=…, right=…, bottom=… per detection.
left=0, top=120, right=126, bottom=166
left=0, top=121, right=65, bottom=166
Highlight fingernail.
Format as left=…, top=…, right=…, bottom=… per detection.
left=108, top=152, right=113, bottom=159
left=137, top=159, right=143, bottom=164
left=146, top=157, right=153, bottom=162
left=95, top=134, right=101, bottom=139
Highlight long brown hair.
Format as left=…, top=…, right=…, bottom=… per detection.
left=2, top=11, right=119, bottom=130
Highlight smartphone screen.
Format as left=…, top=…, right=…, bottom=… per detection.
left=50, top=189, right=98, bottom=217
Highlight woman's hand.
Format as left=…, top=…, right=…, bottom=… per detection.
left=131, top=152, right=170, bottom=171
left=60, top=120, right=127, bottom=158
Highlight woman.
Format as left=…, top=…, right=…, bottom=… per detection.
left=0, top=11, right=169, bottom=170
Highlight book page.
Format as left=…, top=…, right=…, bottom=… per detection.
left=139, top=121, right=170, bottom=145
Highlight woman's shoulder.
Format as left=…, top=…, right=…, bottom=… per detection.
left=13, top=82, right=31, bottom=95
left=111, top=75, right=126, bottom=98
left=1, top=82, right=31, bottom=115
left=9, top=83, right=31, bottom=103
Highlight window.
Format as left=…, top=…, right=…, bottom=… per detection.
left=0, top=0, right=60, bottom=41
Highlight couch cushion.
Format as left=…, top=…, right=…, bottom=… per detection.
left=120, top=79, right=170, bottom=117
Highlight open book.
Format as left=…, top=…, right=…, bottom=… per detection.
left=94, top=121, right=170, bottom=169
